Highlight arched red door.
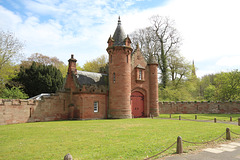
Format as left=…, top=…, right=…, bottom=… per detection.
left=131, top=91, right=144, bottom=118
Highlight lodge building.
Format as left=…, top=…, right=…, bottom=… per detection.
left=64, top=17, right=159, bottom=119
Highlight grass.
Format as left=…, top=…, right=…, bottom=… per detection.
left=159, top=114, right=240, bottom=122
left=0, top=118, right=240, bottom=160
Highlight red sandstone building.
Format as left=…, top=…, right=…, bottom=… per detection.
left=64, top=17, right=159, bottom=119
left=0, top=18, right=159, bottom=125
left=1, top=18, right=239, bottom=125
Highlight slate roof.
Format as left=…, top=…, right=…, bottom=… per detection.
left=112, top=17, right=127, bottom=46
left=136, top=64, right=145, bottom=69
left=76, top=71, right=108, bottom=86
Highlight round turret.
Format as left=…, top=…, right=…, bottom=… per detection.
left=148, top=54, right=159, bottom=116
left=107, top=17, right=133, bottom=118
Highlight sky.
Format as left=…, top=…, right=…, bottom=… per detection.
left=0, top=0, right=239, bottom=77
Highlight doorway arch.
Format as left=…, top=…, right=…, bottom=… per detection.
left=131, top=91, right=144, bottom=118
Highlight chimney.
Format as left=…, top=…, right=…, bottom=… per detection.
left=68, top=54, right=77, bottom=75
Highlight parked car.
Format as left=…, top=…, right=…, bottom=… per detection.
left=28, top=93, right=51, bottom=100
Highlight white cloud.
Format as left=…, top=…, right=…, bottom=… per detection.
left=23, top=0, right=63, bottom=16
left=0, top=6, right=22, bottom=31
left=216, top=56, right=240, bottom=67
left=0, top=0, right=239, bottom=77
left=120, top=0, right=240, bottom=77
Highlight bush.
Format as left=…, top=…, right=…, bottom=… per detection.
left=14, top=62, right=63, bottom=97
left=0, top=87, right=28, bottom=99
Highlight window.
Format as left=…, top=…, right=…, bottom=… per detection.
left=127, top=55, right=128, bottom=63
left=94, top=101, right=99, bottom=112
left=113, top=72, right=115, bottom=83
left=110, top=55, right=112, bottom=63
left=139, top=70, right=142, bottom=80
left=135, top=65, right=145, bottom=82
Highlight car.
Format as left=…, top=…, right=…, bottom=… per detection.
left=28, top=93, right=51, bottom=100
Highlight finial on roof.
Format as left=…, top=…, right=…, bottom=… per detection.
left=118, top=16, right=121, bottom=25
left=136, top=43, right=139, bottom=49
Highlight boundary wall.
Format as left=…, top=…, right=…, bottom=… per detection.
left=0, top=92, right=70, bottom=125
left=1, top=99, right=240, bottom=125
left=159, top=101, right=240, bottom=114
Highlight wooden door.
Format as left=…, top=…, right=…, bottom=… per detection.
left=131, top=91, right=144, bottom=118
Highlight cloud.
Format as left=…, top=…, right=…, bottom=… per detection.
left=0, top=5, right=22, bottom=31
left=0, top=0, right=239, bottom=77
left=121, top=0, right=240, bottom=77
left=23, top=0, right=63, bottom=16
left=216, top=56, right=240, bottom=67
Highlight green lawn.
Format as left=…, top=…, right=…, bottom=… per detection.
left=0, top=119, right=240, bottom=160
left=159, top=114, right=240, bottom=122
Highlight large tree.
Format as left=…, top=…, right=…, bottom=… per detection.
left=82, top=54, right=108, bottom=73
left=21, top=53, right=68, bottom=77
left=214, top=70, right=240, bottom=101
left=15, top=62, right=63, bottom=97
left=130, top=15, right=181, bottom=88
left=168, top=50, right=191, bottom=87
left=0, top=30, right=23, bottom=89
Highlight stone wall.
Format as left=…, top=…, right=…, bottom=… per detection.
left=0, top=92, right=70, bottom=125
left=72, top=93, right=108, bottom=119
left=159, top=101, right=240, bottom=114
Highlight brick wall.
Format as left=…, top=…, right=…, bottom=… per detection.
left=72, top=93, right=108, bottom=119
left=0, top=92, right=70, bottom=125
left=159, top=101, right=240, bottom=114
left=108, top=46, right=132, bottom=119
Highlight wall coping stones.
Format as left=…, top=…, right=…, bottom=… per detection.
left=160, top=101, right=240, bottom=105
left=0, top=99, right=37, bottom=105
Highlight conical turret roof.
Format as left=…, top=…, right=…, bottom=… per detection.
left=112, top=16, right=127, bottom=46
left=148, top=54, right=158, bottom=65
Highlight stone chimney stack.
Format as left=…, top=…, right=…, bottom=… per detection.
left=68, top=54, right=77, bottom=75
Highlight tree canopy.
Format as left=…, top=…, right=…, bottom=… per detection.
left=14, top=62, right=63, bottom=97
left=21, top=53, right=68, bottom=77
left=130, top=15, right=181, bottom=88
left=0, top=30, right=23, bottom=90
left=81, top=54, right=108, bottom=73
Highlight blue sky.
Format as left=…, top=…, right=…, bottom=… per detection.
left=0, top=0, right=240, bottom=77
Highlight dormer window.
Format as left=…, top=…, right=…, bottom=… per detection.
left=135, top=64, right=145, bottom=82
left=139, top=70, right=142, bottom=80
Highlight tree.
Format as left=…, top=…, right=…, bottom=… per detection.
left=199, top=74, right=215, bottom=99
left=0, top=30, right=23, bottom=70
left=82, top=55, right=108, bottom=73
left=0, top=30, right=23, bottom=90
left=131, top=27, right=159, bottom=61
left=151, top=16, right=181, bottom=88
left=204, top=85, right=216, bottom=101
left=14, top=62, right=63, bottom=97
left=214, top=70, right=240, bottom=101
left=21, top=53, right=68, bottom=77
left=130, top=15, right=181, bottom=88
left=168, top=50, right=191, bottom=87
left=0, top=87, right=28, bottom=99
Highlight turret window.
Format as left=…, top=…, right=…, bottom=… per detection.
left=110, top=55, right=112, bottom=63
left=113, top=72, right=116, bottom=83
left=127, top=55, right=128, bottom=63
